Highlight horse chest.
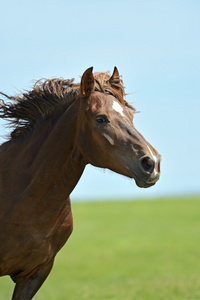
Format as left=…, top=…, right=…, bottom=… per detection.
left=0, top=206, right=73, bottom=279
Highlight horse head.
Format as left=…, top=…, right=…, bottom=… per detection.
left=77, top=67, right=161, bottom=188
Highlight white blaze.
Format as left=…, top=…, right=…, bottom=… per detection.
left=147, top=145, right=157, bottom=163
left=112, top=100, right=124, bottom=116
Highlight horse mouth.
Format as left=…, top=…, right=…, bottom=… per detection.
left=127, top=169, right=157, bottom=188
left=135, top=177, right=156, bottom=188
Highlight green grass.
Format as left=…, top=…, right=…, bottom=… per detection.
left=1, top=196, right=200, bottom=299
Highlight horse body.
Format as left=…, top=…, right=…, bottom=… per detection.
left=0, top=67, right=161, bottom=299
left=0, top=99, right=82, bottom=279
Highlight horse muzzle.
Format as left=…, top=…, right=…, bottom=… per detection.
left=128, top=155, right=161, bottom=188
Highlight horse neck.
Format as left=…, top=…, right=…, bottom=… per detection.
left=21, top=98, right=85, bottom=209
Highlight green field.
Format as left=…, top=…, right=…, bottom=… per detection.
left=1, top=196, right=200, bottom=300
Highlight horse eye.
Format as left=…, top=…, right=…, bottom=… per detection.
left=96, top=115, right=109, bottom=124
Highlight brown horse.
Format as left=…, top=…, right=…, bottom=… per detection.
left=0, top=67, right=161, bottom=299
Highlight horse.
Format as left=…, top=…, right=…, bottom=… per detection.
left=0, top=67, right=161, bottom=299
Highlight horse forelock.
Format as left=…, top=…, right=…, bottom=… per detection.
left=0, top=72, right=135, bottom=139
left=93, top=72, right=135, bottom=111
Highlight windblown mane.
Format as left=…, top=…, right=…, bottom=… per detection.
left=0, top=72, right=135, bottom=139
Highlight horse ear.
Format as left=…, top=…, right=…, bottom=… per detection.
left=109, top=66, right=120, bottom=84
left=80, top=67, right=94, bottom=97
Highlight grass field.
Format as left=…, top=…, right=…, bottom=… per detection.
left=1, top=196, right=200, bottom=300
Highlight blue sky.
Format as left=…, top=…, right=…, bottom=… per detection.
left=0, top=0, right=199, bottom=200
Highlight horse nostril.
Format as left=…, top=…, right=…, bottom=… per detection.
left=140, top=156, right=155, bottom=174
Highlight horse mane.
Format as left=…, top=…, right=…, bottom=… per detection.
left=0, top=72, right=135, bottom=139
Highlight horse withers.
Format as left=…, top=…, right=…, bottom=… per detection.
left=0, top=67, right=161, bottom=299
